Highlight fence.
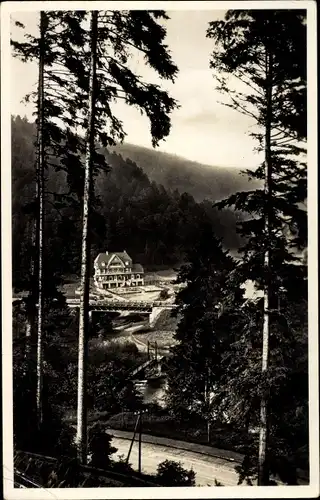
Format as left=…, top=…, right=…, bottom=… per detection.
left=14, top=450, right=159, bottom=488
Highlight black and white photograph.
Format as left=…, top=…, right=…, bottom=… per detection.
left=1, top=1, right=318, bottom=498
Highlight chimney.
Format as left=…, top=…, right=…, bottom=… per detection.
left=106, top=251, right=109, bottom=255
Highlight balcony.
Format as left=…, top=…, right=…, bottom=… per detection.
left=95, top=268, right=133, bottom=275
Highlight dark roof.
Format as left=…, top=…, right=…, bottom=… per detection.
left=115, top=251, right=132, bottom=263
left=95, top=253, right=113, bottom=266
left=95, top=251, right=132, bottom=267
left=132, top=263, right=144, bottom=273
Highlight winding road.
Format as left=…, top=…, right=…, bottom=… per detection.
left=109, top=432, right=242, bottom=486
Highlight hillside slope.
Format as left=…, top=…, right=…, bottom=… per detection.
left=12, top=116, right=245, bottom=286
left=109, top=143, right=261, bottom=202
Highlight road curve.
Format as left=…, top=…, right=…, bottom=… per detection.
left=110, top=435, right=241, bottom=486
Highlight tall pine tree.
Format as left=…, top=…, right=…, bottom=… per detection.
left=207, top=9, right=307, bottom=484
left=11, top=10, right=88, bottom=432
left=166, top=223, right=241, bottom=437
left=63, top=10, right=179, bottom=463
left=75, top=10, right=98, bottom=464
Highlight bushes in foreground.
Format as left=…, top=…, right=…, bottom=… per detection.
left=156, top=460, right=196, bottom=486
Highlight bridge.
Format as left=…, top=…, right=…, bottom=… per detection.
left=66, top=298, right=176, bottom=326
left=129, top=355, right=165, bottom=379
left=66, top=297, right=175, bottom=311
left=13, top=296, right=176, bottom=326
left=128, top=341, right=167, bottom=390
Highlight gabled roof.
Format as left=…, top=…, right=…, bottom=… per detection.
left=94, top=253, right=113, bottom=266
left=94, top=251, right=132, bottom=267
left=114, top=251, right=132, bottom=264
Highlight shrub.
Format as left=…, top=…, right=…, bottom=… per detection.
left=111, top=454, right=134, bottom=474
left=88, top=424, right=117, bottom=469
left=156, top=459, right=196, bottom=486
left=159, top=289, right=169, bottom=300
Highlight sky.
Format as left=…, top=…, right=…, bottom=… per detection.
left=10, top=9, right=262, bottom=169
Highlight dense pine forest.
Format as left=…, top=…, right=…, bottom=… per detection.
left=12, top=114, right=245, bottom=286
left=8, top=7, right=311, bottom=491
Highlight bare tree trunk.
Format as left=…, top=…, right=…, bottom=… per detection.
left=204, top=365, right=211, bottom=443
left=76, top=10, right=98, bottom=464
left=36, top=11, right=46, bottom=426
left=25, top=313, right=32, bottom=340
left=258, top=46, right=273, bottom=486
left=25, top=219, right=37, bottom=363
left=23, top=234, right=36, bottom=378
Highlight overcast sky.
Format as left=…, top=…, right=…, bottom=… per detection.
left=10, top=9, right=261, bottom=169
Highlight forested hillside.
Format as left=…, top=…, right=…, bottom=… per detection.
left=10, top=8, right=308, bottom=488
left=109, top=143, right=262, bottom=202
left=12, top=115, right=244, bottom=286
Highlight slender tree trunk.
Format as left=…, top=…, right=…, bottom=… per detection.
left=76, top=10, right=98, bottom=464
left=204, top=365, right=211, bottom=443
left=25, top=305, right=33, bottom=342
left=36, top=11, right=46, bottom=426
left=25, top=219, right=37, bottom=363
left=258, top=46, right=273, bottom=486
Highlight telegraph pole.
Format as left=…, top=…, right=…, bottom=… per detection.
left=126, top=412, right=140, bottom=465
left=126, top=408, right=148, bottom=472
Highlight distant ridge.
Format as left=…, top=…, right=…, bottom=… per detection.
left=109, top=143, right=261, bottom=202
